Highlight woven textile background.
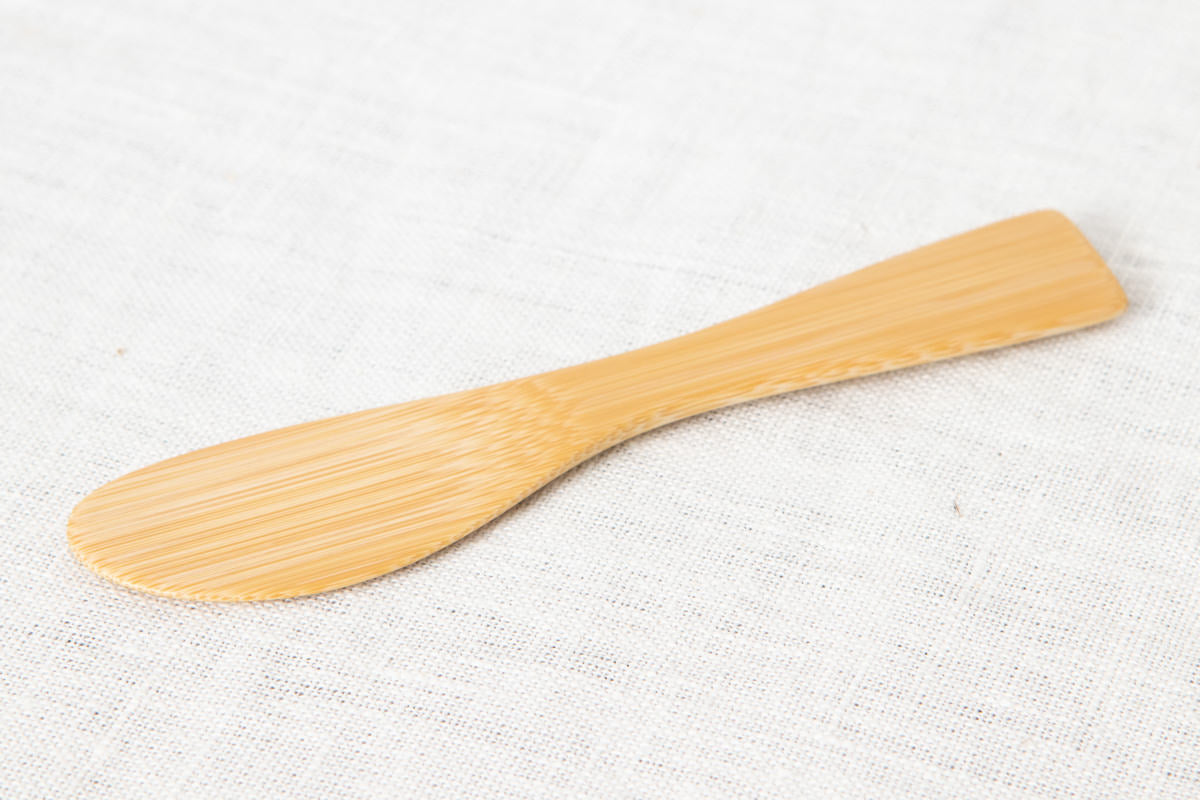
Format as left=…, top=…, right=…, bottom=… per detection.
left=2, top=0, right=1198, bottom=797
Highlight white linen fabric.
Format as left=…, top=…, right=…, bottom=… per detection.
left=1, top=0, right=1197, bottom=797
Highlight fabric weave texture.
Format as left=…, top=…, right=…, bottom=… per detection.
left=1, top=0, right=1198, bottom=797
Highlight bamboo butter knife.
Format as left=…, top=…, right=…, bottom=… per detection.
left=68, top=211, right=1127, bottom=601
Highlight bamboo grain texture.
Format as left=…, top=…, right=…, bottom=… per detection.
left=68, top=210, right=1128, bottom=601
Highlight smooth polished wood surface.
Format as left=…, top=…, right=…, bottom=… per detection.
left=68, top=211, right=1127, bottom=601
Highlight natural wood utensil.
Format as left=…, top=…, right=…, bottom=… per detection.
left=68, top=210, right=1127, bottom=601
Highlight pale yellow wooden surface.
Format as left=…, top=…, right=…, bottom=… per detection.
left=68, top=211, right=1126, bottom=601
